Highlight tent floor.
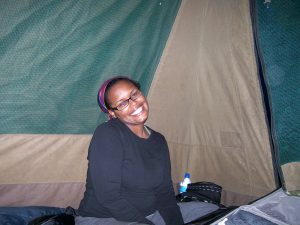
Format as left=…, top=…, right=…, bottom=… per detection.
left=186, top=206, right=238, bottom=225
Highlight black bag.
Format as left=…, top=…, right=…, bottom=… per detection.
left=28, top=213, right=74, bottom=225
left=176, top=182, right=222, bottom=205
left=28, top=207, right=77, bottom=225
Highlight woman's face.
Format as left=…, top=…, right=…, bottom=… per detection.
left=107, top=80, right=149, bottom=128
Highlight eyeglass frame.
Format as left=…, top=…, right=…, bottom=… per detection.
left=109, top=89, right=143, bottom=111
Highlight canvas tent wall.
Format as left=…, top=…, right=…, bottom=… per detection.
left=0, top=0, right=181, bottom=207
left=2, top=0, right=297, bottom=209
left=147, top=0, right=277, bottom=205
left=252, top=0, right=300, bottom=195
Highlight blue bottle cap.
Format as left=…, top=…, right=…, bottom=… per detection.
left=184, top=173, right=190, bottom=178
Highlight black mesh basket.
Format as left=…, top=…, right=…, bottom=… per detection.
left=186, top=182, right=222, bottom=204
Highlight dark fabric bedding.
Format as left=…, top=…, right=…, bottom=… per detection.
left=0, top=206, right=64, bottom=225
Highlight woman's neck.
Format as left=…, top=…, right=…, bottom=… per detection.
left=128, top=124, right=150, bottom=139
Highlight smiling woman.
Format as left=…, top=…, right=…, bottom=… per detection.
left=76, top=76, right=219, bottom=225
left=76, top=76, right=184, bottom=225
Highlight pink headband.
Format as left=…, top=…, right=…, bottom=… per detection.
left=98, top=79, right=112, bottom=114
left=97, top=76, right=128, bottom=114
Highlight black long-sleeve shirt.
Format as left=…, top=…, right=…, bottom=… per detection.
left=78, top=118, right=183, bottom=225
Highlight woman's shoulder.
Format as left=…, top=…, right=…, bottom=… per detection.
left=146, top=126, right=166, bottom=141
left=94, top=119, right=123, bottom=136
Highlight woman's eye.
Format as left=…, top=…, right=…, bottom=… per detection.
left=131, top=91, right=140, bottom=99
left=118, top=101, right=128, bottom=108
left=131, top=93, right=138, bottom=99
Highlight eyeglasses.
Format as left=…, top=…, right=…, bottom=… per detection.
left=110, top=90, right=143, bottom=111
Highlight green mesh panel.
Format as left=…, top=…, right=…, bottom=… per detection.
left=0, top=0, right=180, bottom=134
left=256, top=1, right=300, bottom=165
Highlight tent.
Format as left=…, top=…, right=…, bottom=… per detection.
left=0, top=0, right=299, bottom=222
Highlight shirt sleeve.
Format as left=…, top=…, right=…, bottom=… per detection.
left=88, top=124, right=154, bottom=224
left=154, top=137, right=184, bottom=225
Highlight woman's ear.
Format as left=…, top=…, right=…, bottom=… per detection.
left=108, top=110, right=116, bottom=119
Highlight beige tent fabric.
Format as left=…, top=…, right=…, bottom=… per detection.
left=147, top=0, right=276, bottom=206
left=0, top=183, right=85, bottom=208
left=0, top=134, right=90, bottom=207
left=282, top=162, right=300, bottom=195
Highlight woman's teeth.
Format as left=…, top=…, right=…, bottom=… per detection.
left=131, top=106, right=143, bottom=115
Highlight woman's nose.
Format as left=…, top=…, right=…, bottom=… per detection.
left=129, top=98, right=137, bottom=106
left=129, top=97, right=142, bottom=109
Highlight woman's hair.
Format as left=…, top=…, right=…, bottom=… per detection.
left=97, top=76, right=140, bottom=114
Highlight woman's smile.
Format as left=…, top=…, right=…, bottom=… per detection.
left=131, top=106, right=143, bottom=116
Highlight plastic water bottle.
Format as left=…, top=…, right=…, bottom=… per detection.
left=179, top=172, right=191, bottom=193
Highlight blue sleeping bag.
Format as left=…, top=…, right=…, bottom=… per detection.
left=0, top=206, right=64, bottom=225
